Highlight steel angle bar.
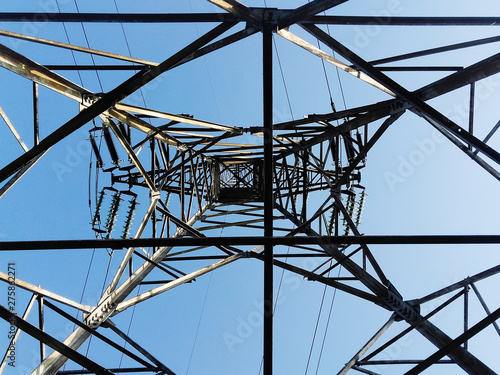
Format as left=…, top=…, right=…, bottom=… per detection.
left=474, top=120, right=500, bottom=155
left=275, top=46, right=500, bottom=133
left=116, top=253, right=244, bottom=312
left=470, top=283, right=500, bottom=338
left=413, top=264, right=500, bottom=305
left=3, top=235, right=500, bottom=251
left=40, top=299, right=155, bottom=371
left=302, top=24, right=500, bottom=166
left=418, top=113, right=500, bottom=181
left=335, top=112, right=403, bottom=188
left=0, top=105, right=29, bottom=152
left=273, top=101, right=391, bottom=130
left=0, top=13, right=237, bottom=23
left=107, top=109, right=181, bottom=148
left=0, top=30, right=157, bottom=66
left=404, top=306, right=500, bottom=375
left=31, top=203, right=212, bottom=375
left=416, top=51, right=500, bottom=102
left=57, top=368, right=157, bottom=374
left=114, top=103, right=241, bottom=133
left=0, top=272, right=92, bottom=313
left=0, top=21, right=235, bottom=185
left=0, top=152, right=46, bottom=198
left=276, top=202, right=499, bottom=374
left=277, top=0, right=348, bottom=29
left=46, top=65, right=147, bottom=71
left=368, top=35, right=500, bottom=66
left=176, top=25, right=260, bottom=67
left=350, top=366, right=380, bottom=375
left=306, top=16, right=500, bottom=26
left=277, top=107, right=394, bottom=160
left=275, top=203, right=390, bottom=298
left=263, top=26, right=274, bottom=375
left=249, top=252, right=382, bottom=306
left=106, top=323, right=175, bottom=375
left=0, top=294, right=37, bottom=373
left=362, top=289, right=466, bottom=365
left=332, top=194, right=390, bottom=287
left=277, top=29, right=394, bottom=96
left=108, top=202, right=212, bottom=304
left=207, top=0, right=263, bottom=27
left=377, top=66, right=462, bottom=72
left=337, top=315, right=396, bottom=375
left=0, top=306, right=114, bottom=375
left=105, top=119, right=158, bottom=193
left=0, top=42, right=90, bottom=101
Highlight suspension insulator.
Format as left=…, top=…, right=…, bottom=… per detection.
left=105, top=192, right=122, bottom=238
left=89, top=133, right=104, bottom=169
left=91, top=189, right=106, bottom=228
left=355, top=190, right=366, bottom=227
left=122, top=197, right=137, bottom=239
left=342, top=191, right=356, bottom=236
left=328, top=208, right=335, bottom=235
left=102, top=123, right=120, bottom=166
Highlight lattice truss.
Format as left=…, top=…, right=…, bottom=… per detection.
left=0, top=1, right=500, bottom=374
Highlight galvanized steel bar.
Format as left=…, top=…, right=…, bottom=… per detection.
left=337, top=316, right=396, bottom=375
left=302, top=23, right=500, bottom=166
left=404, top=306, right=500, bottom=375
left=0, top=29, right=158, bottom=66
left=0, top=21, right=235, bottom=185
left=470, top=283, right=500, bottom=338
left=277, top=0, right=348, bottom=29
left=0, top=294, right=37, bottom=373
left=1, top=235, right=500, bottom=251
left=263, top=25, right=274, bottom=375
left=0, top=306, right=114, bottom=375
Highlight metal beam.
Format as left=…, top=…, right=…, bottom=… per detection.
left=0, top=306, right=114, bottom=375
left=277, top=0, right=348, bottom=29
left=368, top=35, right=500, bottom=66
left=0, top=21, right=235, bottom=184
left=277, top=29, right=395, bottom=96
left=306, top=16, right=500, bottom=26
left=0, top=272, right=93, bottom=312
left=413, top=265, right=500, bottom=305
left=0, top=12, right=237, bottom=23
left=470, top=283, right=500, bottom=338
left=31, top=203, right=212, bottom=375
left=206, top=0, right=263, bottom=27
left=338, top=316, right=396, bottom=375
left=0, top=294, right=37, bottom=373
left=0, top=29, right=157, bottom=66
left=1, top=235, right=500, bottom=251
left=262, top=26, right=274, bottom=375
left=106, top=322, right=175, bottom=375
left=404, top=305, right=500, bottom=375
left=115, top=253, right=244, bottom=312
left=302, top=24, right=500, bottom=166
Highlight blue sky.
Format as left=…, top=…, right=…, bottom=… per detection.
left=1, top=1, right=500, bottom=374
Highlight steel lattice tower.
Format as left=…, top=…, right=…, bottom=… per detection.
left=0, top=1, right=500, bottom=374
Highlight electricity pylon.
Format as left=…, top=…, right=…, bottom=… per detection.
left=1, top=2, right=500, bottom=374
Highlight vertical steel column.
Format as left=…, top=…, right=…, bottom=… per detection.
left=38, top=296, right=45, bottom=362
left=263, top=25, right=274, bottom=375
left=469, top=83, right=475, bottom=151
left=464, top=286, right=469, bottom=349
left=33, top=82, right=39, bottom=146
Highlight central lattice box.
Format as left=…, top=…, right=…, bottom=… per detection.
left=211, top=161, right=264, bottom=203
